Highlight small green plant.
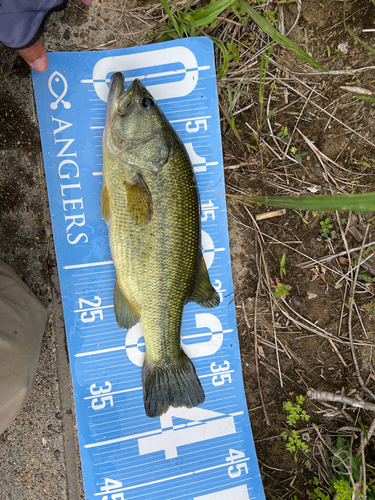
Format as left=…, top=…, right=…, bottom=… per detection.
left=353, top=247, right=374, bottom=282
left=280, top=253, right=286, bottom=277
left=290, top=146, right=318, bottom=172
left=332, top=48, right=346, bottom=63
left=283, top=395, right=310, bottom=425
left=320, top=217, right=336, bottom=239
left=277, top=125, right=289, bottom=139
left=226, top=42, right=240, bottom=63
left=330, top=435, right=375, bottom=500
left=281, top=430, right=310, bottom=462
left=281, top=395, right=310, bottom=462
left=310, top=477, right=330, bottom=500
left=272, top=278, right=291, bottom=299
left=333, top=479, right=355, bottom=499
left=362, top=300, right=375, bottom=314
left=358, top=272, right=372, bottom=283
left=263, top=6, right=278, bottom=23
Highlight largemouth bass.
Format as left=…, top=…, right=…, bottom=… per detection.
left=101, top=73, right=220, bottom=418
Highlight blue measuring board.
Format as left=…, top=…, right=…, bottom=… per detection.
left=32, top=37, right=265, bottom=500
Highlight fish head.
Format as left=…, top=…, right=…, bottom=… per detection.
left=104, top=73, right=171, bottom=169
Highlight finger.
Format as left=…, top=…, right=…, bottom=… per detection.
left=81, top=0, right=93, bottom=4
left=17, top=40, right=49, bottom=72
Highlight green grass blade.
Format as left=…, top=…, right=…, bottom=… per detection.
left=210, top=36, right=229, bottom=78
left=238, top=0, right=327, bottom=72
left=231, top=192, right=375, bottom=212
left=344, top=1, right=375, bottom=55
left=259, top=52, right=265, bottom=103
left=355, top=95, right=375, bottom=103
left=191, top=0, right=236, bottom=27
left=160, top=0, right=181, bottom=35
left=183, top=0, right=195, bottom=16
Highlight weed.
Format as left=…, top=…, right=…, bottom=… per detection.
left=272, top=278, right=291, bottom=299
left=226, top=42, right=239, bottom=63
left=358, top=272, right=372, bottom=283
left=353, top=247, right=375, bottom=282
left=219, top=99, right=247, bottom=154
left=332, top=48, right=346, bottom=63
left=281, top=430, right=310, bottom=462
left=362, top=300, right=375, bottom=314
left=344, top=1, right=375, bottom=56
left=289, top=144, right=318, bottom=172
left=281, top=396, right=310, bottom=462
left=277, top=125, right=289, bottom=140
left=280, top=253, right=286, bottom=277
left=309, top=477, right=330, bottom=500
left=320, top=218, right=337, bottom=240
left=156, top=0, right=236, bottom=77
left=293, top=210, right=309, bottom=225
left=263, top=6, right=278, bottom=23
left=330, top=435, right=375, bottom=499
left=258, top=39, right=275, bottom=145
left=283, top=395, right=310, bottom=425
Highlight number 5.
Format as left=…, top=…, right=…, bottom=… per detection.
left=228, top=462, right=248, bottom=478
left=212, top=372, right=232, bottom=386
left=81, top=309, right=103, bottom=323
left=92, top=396, right=113, bottom=410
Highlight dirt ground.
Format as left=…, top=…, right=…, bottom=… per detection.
left=1, top=0, right=375, bottom=499
left=221, top=1, right=375, bottom=498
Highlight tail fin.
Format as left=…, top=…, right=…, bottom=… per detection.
left=142, top=352, right=205, bottom=418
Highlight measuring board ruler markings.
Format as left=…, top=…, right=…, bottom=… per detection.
left=32, top=38, right=265, bottom=500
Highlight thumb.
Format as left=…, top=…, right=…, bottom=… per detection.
left=17, top=40, right=49, bottom=72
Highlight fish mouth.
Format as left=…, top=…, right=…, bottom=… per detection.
left=108, top=74, right=149, bottom=121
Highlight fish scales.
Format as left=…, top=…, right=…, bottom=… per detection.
left=110, top=144, right=199, bottom=362
left=102, top=73, right=219, bottom=418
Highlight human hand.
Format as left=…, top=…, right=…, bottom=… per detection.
left=17, top=0, right=93, bottom=72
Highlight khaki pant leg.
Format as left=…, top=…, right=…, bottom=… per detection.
left=0, top=261, right=47, bottom=435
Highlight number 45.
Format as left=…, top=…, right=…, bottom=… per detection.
left=101, top=478, right=125, bottom=499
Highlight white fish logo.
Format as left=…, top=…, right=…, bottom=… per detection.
left=48, top=71, right=71, bottom=110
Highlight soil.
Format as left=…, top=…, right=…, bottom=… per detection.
left=220, top=1, right=375, bottom=497
left=1, top=0, right=375, bottom=499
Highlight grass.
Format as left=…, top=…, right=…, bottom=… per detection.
left=229, top=192, right=375, bottom=213
left=121, top=1, right=375, bottom=498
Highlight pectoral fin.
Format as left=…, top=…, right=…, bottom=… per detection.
left=114, top=280, right=140, bottom=329
left=100, top=183, right=111, bottom=224
left=124, top=173, right=152, bottom=225
left=189, top=252, right=220, bottom=309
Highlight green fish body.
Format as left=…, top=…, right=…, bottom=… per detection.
left=101, top=73, right=219, bottom=418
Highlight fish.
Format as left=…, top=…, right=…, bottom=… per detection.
left=101, top=73, right=220, bottom=418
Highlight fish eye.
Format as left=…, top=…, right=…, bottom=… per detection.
left=141, top=97, right=154, bottom=109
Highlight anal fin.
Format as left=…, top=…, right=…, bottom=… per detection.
left=124, top=173, right=152, bottom=225
left=114, top=280, right=140, bottom=329
left=189, top=251, right=220, bottom=309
